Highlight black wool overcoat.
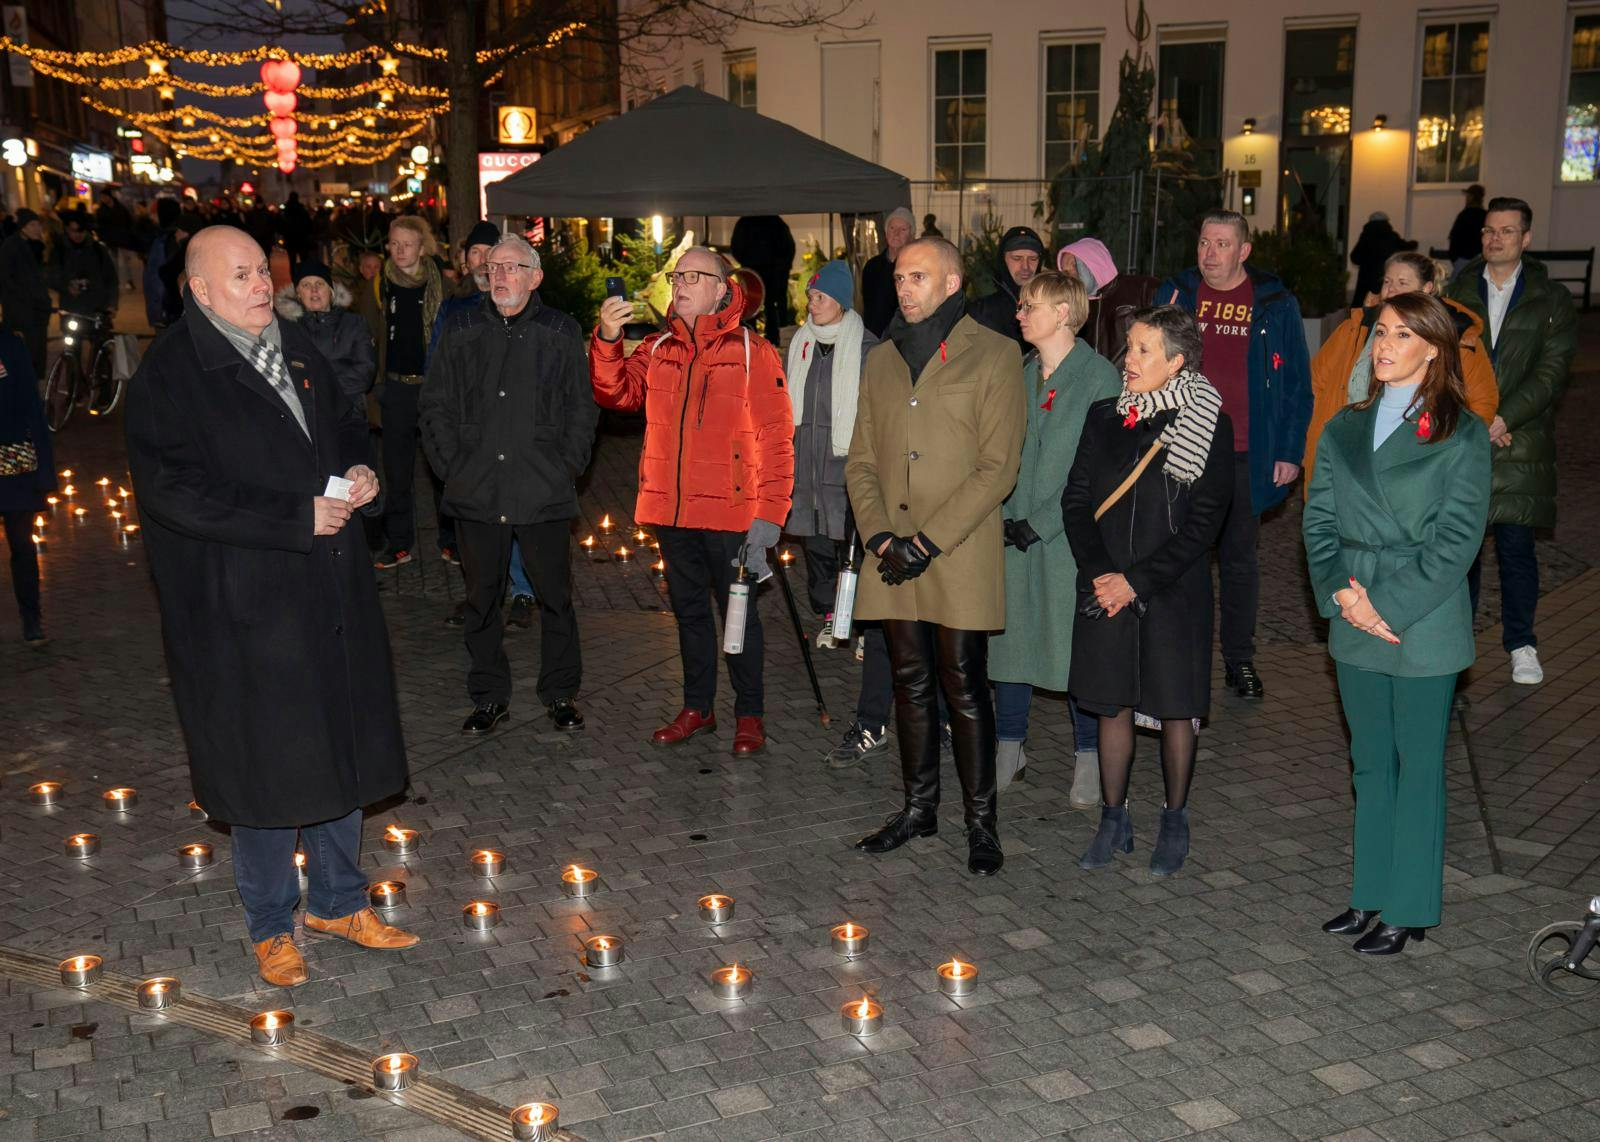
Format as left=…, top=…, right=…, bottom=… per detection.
left=125, top=303, right=408, bottom=828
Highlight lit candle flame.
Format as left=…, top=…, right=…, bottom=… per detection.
left=64, top=484, right=76, bottom=495
left=472, top=903, right=491, bottom=915
left=705, top=895, right=726, bottom=907
left=944, top=959, right=971, bottom=978
left=187, top=845, right=205, bottom=856
left=596, top=936, right=611, bottom=948
left=107, top=498, right=118, bottom=507
left=582, top=535, right=595, bottom=547
left=46, top=496, right=58, bottom=505
left=386, top=825, right=407, bottom=841
left=70, top=956, right=90, bottom=970
left=149, top=982, right=167, bottom=994
left=69, top=834, right=93, bottom=845
left=294, top=852, right=306, bottom=867
left=111, top=511, right=122, bottom=520
left=599, top=514, right=613, bottom=529
left=264, top=1013, right=280, bottom=1028
left=97, top=477, right=109, bottom=487
left=842, top=923, right=857, bottom=938
left=123, top=525, right=139, bottom=534
left=634, top=529, right=647, bottom=542
left=855, top=997, right=871, bottom=1017
left=74, top=508, right=86, bottom=517
left=617, top=545, right=630, bottom=556
left=34, top=515, right=44, bottom=528
left=566, top=864, right=593, bottom=880
left=59, top=469, right=73, bottom=478
left=117, top=486, right=128, bottom=497
left=385, top=1055, right=404, bottom=1072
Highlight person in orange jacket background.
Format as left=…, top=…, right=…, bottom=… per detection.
left=591, top=247, right=795, bottom=756
left=1305, top=251, right=1499, bottom=485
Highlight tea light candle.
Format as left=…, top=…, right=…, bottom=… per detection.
left=139, top=978, right=180, bottom=1009
left=369, top=880, right=407, bottom=910
left=779, top=548, right=795, bottom=566
left=294, top=850, right=307, bottom=881
left=840, top=996, right=882, bottom=1037
left=178, top=842, right=214, bottom=870
left=633, top=528, right=652, bottom=544
left=382, top=825, right=418, bottom=856
left=560, top=865, right=599, bottom=898
left=937, top=958, right=979, bottom=997
left=598, top=513, right=614, bottom=534
left=698, top=894, right=735, bottom=923
left=73, top=507, right=86, bottom=519
left=581, top=534, right=606, bottom=561
left=470, top=849, right=505, bottom=877
left=59, top=468, right=72, bottom=478
left=188, top=800, right=208, bottom=821
left=652, top=558, right=667, bottom=580
left=30, top=781, right=62, bottom=807
left=96, top=477, right=110, bottom=488
left=583, top=934, right=624, bottom=967
left=614, top=545, right=632, bottom=563
left=102, top=787, right=138, bottom=812
left=46, top=496, right=59, bottom=507
left=64, top=484, right=76, bottom=497
left=372, top=1052, right=418, bottom=1091
left=709, top=963, right=752, bottom=1000
left=462, top=901, right=500, bottom=931
left=510, top=1102, right=560, bottom=1141
left=249, top=1010, right=294, bottom=1045
left=65, top=833, right=99, bottom=859
left=58, top=955, right=102, bottom=987
left=831, top=922, right=869, bottom=959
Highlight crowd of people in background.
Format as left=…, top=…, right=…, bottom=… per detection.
left=0, top=176, right=1580, bottom=983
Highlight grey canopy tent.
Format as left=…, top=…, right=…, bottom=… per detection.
left=485, top=86, right=910, bottom=218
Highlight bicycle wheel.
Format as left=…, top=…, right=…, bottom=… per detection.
left=1526, top=921, right=1600, bottom=999
left=44, top=353, right=78, bottom=432
left=88, top=339, right=122, bottom=416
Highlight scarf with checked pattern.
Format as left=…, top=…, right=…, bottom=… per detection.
left=196, top=301, right=309, bottom=439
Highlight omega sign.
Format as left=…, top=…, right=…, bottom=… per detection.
left=497, top=105, right=537, bottom=145
left=478, top=151, right=539, bottom=217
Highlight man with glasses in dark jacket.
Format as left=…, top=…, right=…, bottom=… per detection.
left=420, top=235, right=597, bottom=736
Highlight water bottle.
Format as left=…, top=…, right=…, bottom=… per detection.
left=832, top=534, right=860, bottom=642
left=723, top=561, right=751, bottom=655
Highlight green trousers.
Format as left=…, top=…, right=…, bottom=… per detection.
left=1335, top=663, right=1455, bottom=929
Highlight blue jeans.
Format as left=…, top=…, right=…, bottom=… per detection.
left=994, top=681, right=1099, bottom=752
left=1467, top=523, right=1538, bottom=651
left=509, top=537, right=534, bottom=600
left=231, top=807, right=367, bottom=943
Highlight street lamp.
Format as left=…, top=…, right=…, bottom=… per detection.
left=410, top=144, right=430, bottom=165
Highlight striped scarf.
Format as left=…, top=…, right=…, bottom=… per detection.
left=196, top=302, right=309, bottom=439
left=1114, top=367, right=1222, bottom=485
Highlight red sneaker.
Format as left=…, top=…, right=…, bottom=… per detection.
left=732, top=716, right=766, bottom=755
left=651, top=708, right=716, bottom=746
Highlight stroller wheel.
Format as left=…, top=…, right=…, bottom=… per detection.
left=1526, top=921, right=1600, bottom=998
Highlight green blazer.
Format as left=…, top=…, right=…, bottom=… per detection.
left=1303, top=403, right=1490, bottom=677
left=990, top=341, right=1122, bottom=689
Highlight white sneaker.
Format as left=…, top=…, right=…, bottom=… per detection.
left=815, top=617, right=837, bottom=649
left=854, top=635, right=865, bottom=662
left=1510, top=646, right=1544, bottom=684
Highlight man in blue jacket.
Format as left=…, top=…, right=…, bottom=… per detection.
left=1160, top=210, right=1312, bottom=699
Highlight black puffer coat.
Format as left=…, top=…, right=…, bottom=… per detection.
left=275, top=284, right=376, bottom=414
left=419, top=292, right=597, bottom=525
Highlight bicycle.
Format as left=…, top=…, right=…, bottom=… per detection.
left=44, top=311, right=123, bottom=432
left=1526, top=894, right=1600, bottom=998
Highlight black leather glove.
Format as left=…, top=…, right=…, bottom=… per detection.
left=877, top=536, right=932, bottom=585
left=1011, top=519, right=1042, bottom=552
left=1002, top=519, right=1020, bottom=548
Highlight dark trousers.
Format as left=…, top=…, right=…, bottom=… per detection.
left=378, top=381, right=453, bottom=553
left=457, top=518, right=581, bottom=706
left=758, top=271, right=789, bottom=346
left=799, top=533, right=840, bottom=614
left=857, top=624, right=894, bottom=729
left=883, top=620, right=997, bottom=829
left=658, top=525, right=764, bottom=716
left=1467, top=523, right=1539, bottom=651
left=1217, top=452, right=1260, bottom=663
left=232, top=807, right=366, bottom=943
left=2, top=511, right=41, bottom=629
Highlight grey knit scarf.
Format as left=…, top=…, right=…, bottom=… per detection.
left=197, top=302, right=308, bottom=439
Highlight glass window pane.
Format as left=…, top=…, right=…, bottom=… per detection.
left=962, top=49, right=987, bottom=96
left=1421, top=25, right=1455, bottom=79
left=934, top=97, right=959, bottom=144
left=1044, top=93, right=1070, bottom=143
left=1415, top=78, right=1452, bottom=183
left=1450, top=75, right=1485, bottom=182
left=1045, top=44, right=1071, bottom=92
left=1045, top=141, right=1070, bottom=181
left=1158, top=39, right=1225, bottom=164
left=961, top=96, right=987, bottom=144
left=935, top=145, right=959, bottom=187
left=961, top=144, right=986, bottom=181
left=1574, top=14, right=1600, bottom=71
left=1076, top=43, right=1100, bottom=90
left=935, top=50, right=959, bottom=96
left=1081, top=94, right=1100, bottom=139
left=1457, top=21, right=1490, bottom=75
left=1562, top=90, right=1600, bottom=182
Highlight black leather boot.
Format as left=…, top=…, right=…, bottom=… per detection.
left=1322, top=908, right=1379, bottom=936
left=938, top=626, right=1002, bottom=876
left=859, top=621, right=946, bottom=856
left=1353, top=923, right=1426, bottom=955
left=855, top=807, right=938, bottom=853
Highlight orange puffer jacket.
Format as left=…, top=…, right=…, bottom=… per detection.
left=591, top=285, right=794, bottom=533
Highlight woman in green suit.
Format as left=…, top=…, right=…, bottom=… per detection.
left=1303, top=291, right=1490, bottom=955
left=988, top=271, right=1122, bottom=796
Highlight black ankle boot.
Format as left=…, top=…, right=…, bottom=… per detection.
left=1148, top=806, right=1189, bottom=876
left=854, top=807, right=937, bottom=854
left=1353, top=923, right=1425, bottom=955
left=1322, top=908, right=1379, bottom=936
left=1079, top=804, right=1133, bottom=870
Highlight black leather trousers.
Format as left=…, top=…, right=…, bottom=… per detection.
left=882, top=620, right=998, bottom=830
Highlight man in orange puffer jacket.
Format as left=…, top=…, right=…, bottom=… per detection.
left=592, top=247, right=795, bottom=755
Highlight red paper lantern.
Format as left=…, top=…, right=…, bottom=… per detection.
left=275, top=137, right=297, bottom=154
left=269, top=117, right=298, bottom=140
left=277, top=157, right=297, bottom=174
left=260, top=59, right=301, bottom=93
left=263, top=90, right=297, bottom=117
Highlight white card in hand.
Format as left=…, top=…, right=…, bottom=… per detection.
left=323, top=476, right=355, bottom=501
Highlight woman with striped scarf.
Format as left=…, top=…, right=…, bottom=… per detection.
left=1062, top=305, right=1235, bottom=876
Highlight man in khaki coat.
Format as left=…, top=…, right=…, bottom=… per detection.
left=845, top=238, right=1026, bottom=876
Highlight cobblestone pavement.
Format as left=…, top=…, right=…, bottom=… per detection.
left=2, top=308, right=1599, bottom=1141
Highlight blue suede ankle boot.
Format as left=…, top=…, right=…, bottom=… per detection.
left=1079, top=804, right=1133, bottom=870
left=1149, top=806, right=1190, bottom=876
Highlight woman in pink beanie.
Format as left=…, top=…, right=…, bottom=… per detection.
left=1056, top=237, right=1158, bottom=365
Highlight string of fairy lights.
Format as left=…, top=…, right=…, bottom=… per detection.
left=0, top=21, right=585, bottom=173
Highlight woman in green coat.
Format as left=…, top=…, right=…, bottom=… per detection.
left=988, top=272, right=1122, bottom=796
left=1303, top=291, right=1490, bottom=956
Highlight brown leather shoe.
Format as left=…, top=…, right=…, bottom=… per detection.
left=651, top=708, right=716, bottom=746
left=255, top=932, right=309, bottom=987
left=732, top=715, right=766, bottom=755
left=303, top=907, right=420, bottom=950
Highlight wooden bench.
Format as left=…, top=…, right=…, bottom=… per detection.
left=1430, top=245, right=1594, bottom=309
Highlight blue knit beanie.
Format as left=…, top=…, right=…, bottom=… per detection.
left=805, top=259, right=854, bottom=311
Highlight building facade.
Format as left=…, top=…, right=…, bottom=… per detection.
left=624, top=0, right=1599, bottom=272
